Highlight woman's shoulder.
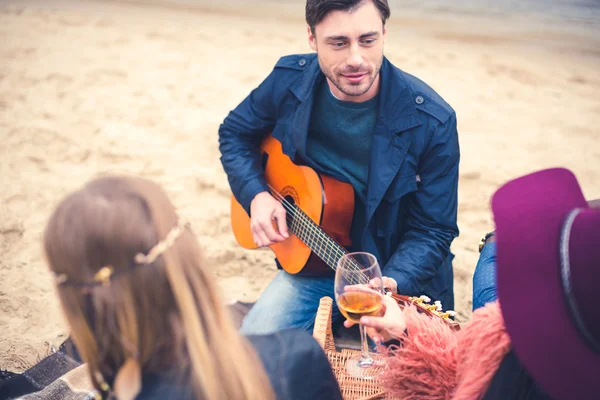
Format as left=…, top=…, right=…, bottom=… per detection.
left=246, top=328, right=329, bottom=376
left=247, top=328, right=321, bottom=354
left=135, top=373, right=194, bottom=400
left=246, top=329, right=343, bottom=400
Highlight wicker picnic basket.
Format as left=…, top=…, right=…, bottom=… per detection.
left=312, top=296, right=398, bottom=400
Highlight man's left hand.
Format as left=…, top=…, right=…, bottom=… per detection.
left=369, top=276, right=398, bottom=293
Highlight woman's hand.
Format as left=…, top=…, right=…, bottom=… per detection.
left=343, top=295, right=407, bottom=344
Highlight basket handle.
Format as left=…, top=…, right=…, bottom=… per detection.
left=312, top=296, right=336, bottom=352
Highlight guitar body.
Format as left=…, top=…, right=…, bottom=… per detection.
left=230, top=134, right=355, bottom=276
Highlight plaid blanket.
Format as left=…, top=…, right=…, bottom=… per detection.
left=0, top=338, right=93, bottom=400
left=0, top=301, right=256, bottom=400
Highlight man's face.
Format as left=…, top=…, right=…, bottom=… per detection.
left=308, top=0, right=386, bottom=102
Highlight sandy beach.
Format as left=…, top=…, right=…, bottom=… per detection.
left=1, top=0, right=599, bottom=372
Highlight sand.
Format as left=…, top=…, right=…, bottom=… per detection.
left=1, top=0, right=599, bottom=372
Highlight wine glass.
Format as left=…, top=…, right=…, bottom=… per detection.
left=335, top=252, right=385, bottom=379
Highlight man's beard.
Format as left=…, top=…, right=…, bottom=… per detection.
left=318, top=55, right=382, bottom=98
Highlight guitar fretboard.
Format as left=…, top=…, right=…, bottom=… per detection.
left=286, top=206, right=348, bottom=271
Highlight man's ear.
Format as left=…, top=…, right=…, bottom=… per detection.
left=383, top=25, right=387, bottom=44
left=307, top=25, right=317, bottom=51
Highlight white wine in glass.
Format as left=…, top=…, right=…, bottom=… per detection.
left=335, top=252, right=385, bottom=379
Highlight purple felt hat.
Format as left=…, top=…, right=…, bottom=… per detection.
left=492, top=168, right=600, bottom=400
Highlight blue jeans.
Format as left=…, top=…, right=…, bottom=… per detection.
left=240, top=271, right=341, bottom=335
left=472, top=242, right=498, bottom=311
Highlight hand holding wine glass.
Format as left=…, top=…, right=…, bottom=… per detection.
left=343, top=295, right=407, bottom=344
left=335, top=252, right=386, bottom=379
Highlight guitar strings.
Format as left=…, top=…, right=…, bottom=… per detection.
left=268, top=185, right=377, bottom=286
left=268, top=186, right=369, bottom=276
left=268, top=186, right=353, bottom=267
left=279, top=206, right=367, bottom=285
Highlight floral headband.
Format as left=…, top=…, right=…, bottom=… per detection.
left=53, top=220, right=189, bottom=289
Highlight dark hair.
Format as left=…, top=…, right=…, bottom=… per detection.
left=305, top=0, right=391, bottom=33
left=482, top=350, right=555, bottom=400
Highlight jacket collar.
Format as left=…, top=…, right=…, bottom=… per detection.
left=290, top=55, right=422, bottom=134
left=290, top=54, right=319, bottom=101
left=377, top=56, right=422, bottom=133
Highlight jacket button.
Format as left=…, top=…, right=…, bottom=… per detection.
left=415, top=95, right=424, bottom=105
left=298, top=58, right=307, bottom=66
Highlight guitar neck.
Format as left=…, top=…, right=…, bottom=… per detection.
left=287, top=208, right=347, bottom=271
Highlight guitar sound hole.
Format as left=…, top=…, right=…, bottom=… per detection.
left=284, top=195, right=295, bottom=206
left=283, top=195, right=296, bottom=227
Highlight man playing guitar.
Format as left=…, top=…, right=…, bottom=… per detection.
left=219, top=0, right=460, bottom=335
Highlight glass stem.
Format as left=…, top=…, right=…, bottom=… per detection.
left=359, top=323, right=373, bottom=362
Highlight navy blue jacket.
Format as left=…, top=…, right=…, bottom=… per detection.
left=219, top=53, right=460, bottom=309
left=135, top=329, right=343, bottom=400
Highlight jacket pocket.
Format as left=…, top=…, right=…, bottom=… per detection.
left=377, top=175, right=419, bottom=237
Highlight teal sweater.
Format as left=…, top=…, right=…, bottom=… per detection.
left=305, top=80, right=379, bottom=251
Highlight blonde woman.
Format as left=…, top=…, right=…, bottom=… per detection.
left=43, top=176, right=342, bottom=400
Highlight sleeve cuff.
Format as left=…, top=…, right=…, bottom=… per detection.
left=239, top=177, right=269, bottom=216
left=385, top=271, right=416, bottom=296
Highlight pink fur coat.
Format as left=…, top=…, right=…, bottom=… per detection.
left=380, top=301, right=511, bottom=400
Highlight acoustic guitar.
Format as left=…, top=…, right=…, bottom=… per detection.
left=230, top=133, right=355, bottom=277
left=230, top=134, right=460, bottom=330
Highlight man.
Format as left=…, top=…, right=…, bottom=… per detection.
left=219, top=0, right=460, bottom=335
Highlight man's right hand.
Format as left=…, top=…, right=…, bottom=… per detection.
left=250, top=191, right=289, bottom=247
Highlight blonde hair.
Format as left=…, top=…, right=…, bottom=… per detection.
left=43, top=176, right=274, bottom=399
